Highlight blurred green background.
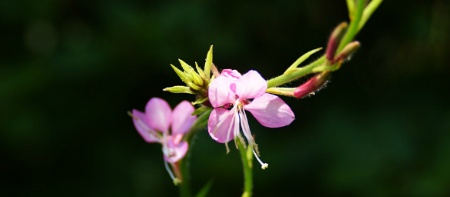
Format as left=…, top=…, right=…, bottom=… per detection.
left=1, top=0, right=449, bottom=196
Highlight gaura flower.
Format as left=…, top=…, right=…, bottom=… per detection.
left=129, top=97, right=197, bottom=184
left=207, top=69, right=295, bottom=169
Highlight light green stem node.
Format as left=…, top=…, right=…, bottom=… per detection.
left=266, top=87, right=296, bottom=97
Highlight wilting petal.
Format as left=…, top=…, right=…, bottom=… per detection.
left=234, top=70, right=267, bottom=99
left=145, top=97, right=172, bottom=133
left=163, top=137, right=189, bottom=163
left=131, top=109, right=160, bottom=143
left=171, top=100, right=196, bottom=135
left=208, top=76, right=237, bottom=107
left=207, top=108, right=236, bottom=143
left=244, top=93, right=295, bottom=128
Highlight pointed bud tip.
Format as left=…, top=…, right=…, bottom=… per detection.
left=326, top=22, right=348, bottom=61
left=334, top=41, right=361, bottom=63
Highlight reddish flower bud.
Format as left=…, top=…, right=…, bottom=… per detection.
left=294, top=72, right=330, bottom=98
left=333, top=41, right=360, bottom=63
left=326, top=22, right=348, bottom=61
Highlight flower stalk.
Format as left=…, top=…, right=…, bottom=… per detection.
left=178, top=109, right=212, bottom=197
left=238, top=138, right=253, bottom=197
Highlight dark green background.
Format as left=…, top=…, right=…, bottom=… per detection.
left=1, top=0, right=449, bottom=196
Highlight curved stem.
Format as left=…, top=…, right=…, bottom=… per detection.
left=178, top=160, right=192, bottom=197
left=237, top=140, right=253, bottom=197
left=179, top=109, right=212, bottom=197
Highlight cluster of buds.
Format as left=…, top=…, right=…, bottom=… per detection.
left=163, top=46, right=218, bottom=111
left=325, top=22, right=361, bottom=65
left=292, top=22, right=361, bottom=99
left=265, top=22, right=360, bottom=99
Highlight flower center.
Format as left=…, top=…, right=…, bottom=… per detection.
left=222, top=103, right=233, bottom=110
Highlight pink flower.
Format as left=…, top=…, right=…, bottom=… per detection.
left=208, top=69, right=295, bottom=169
left=130, top=97, right=196, bottom=182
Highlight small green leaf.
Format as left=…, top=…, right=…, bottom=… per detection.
left=170, top=64, right=189, bottom=83
left=204, top=45, right=213, bottom=79
left=163, top=86, right=194, bottom=94
left=195, top=180, right=214, bottom=197
left=284, top=47, right=322, bottom=74
left=192, top=97, right=208, bottom=106
left=187, top=81, right=202, bottom=91
left=179, top=59, right=203, bottom=86
left=192, top=105, right=208, bottom=115
left=195, top=62, right=207, bottom=81
left=178, top=59, right=194, bottom=73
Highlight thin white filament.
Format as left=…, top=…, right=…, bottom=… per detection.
left=239, top=107, right=256, bottom=148
left=164, top=161, right=176, bottom=181
left=252, top=148, right=269, bottom=170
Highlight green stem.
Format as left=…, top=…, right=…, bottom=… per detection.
left=237, top=140, right=253, bottom=197
left=179, top=159, right=192, bottom=197
left=267, top=56, right=326, bottom=88
left=179, top=109, right=212, bottom=197
left=337, top=0, right=365, bottom=52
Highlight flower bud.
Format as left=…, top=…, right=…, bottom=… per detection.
left=294, top=72, right=330, bottom=98
left=334, top=41, right=360, bottom=63
left=326, top=22, right=348, bottom=61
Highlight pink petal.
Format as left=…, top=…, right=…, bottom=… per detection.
left=221, top=69, right=242, bottom=79
left=207, top=108, right=236, bottom=143
left=208, top=75, right=237, bottom=108
left=171, top=100, right=196, bottom=135
left=235, top=70, right=267, bottom=99
left=163, top=137, right=188, bottom=163
left=145, top=97, right=171, bottom=133
left=131, top=109, right=160, bottom=143
left=244, top=93, right=295, bottom=128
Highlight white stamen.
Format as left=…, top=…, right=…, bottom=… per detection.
left=252, top=148, right=269, bottom=170
left=161, top=137, right=180, bottom=185
left=226, top=107, right=237, bottom=153
left=237, top=101, right=268, bottom=170
left=239, top=107, right=256, bottom=146
left=164, top=161, right=177, bottom=183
